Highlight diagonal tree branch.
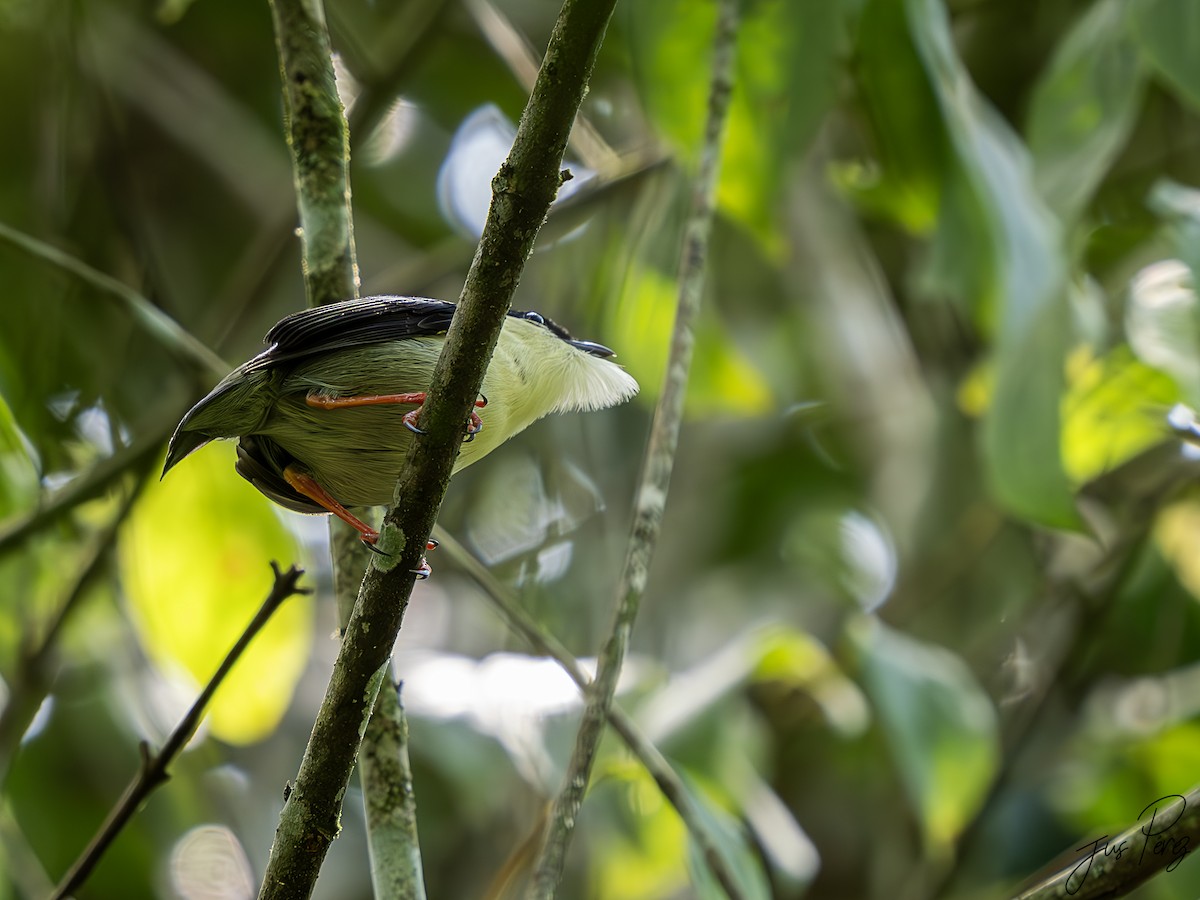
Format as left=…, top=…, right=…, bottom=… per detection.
left=0, top=482, right=144, bottom=786
left=432, top=527, right=748, bottom=900
left=51, top=563, right=308, bottom=900
left=527, top=0, right=742, bottom=894
left=256, top=0, right=620, bottom=894
left=0, top=220, right=227, bottom=378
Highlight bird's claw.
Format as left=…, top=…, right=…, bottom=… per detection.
left=410, top=558, right=432, bottom=579
left=465, top=409, right=484, bottom=439
left=403, top=409, right=426, bottom=435
left=360, top=534, right=390, bottom=556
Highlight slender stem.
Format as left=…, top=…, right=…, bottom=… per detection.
left=0, top=220, right=227, bottom=378
left=526, top=1, right=741, bottom=895
left=256, top=0, right=618, bottom=894
left=0, top=483, right=143, bottom=786
left=432, top=528, right=748, bottom=900
left=0, top=423, right=169, bottom=558
left=50, top=564, right=308, bottom=900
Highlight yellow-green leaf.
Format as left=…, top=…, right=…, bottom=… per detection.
left=120, top=442, right=313, bottom=745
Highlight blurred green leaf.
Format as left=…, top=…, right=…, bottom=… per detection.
left=1027, top=0, right=1147, bottom=225
left=906, top=0, right=1076, bottom=527
left=682, top=774, right=773, bottom=900
left=118, top=442, right=312, bottom=744
left=607, top=265, right=773, bottom=415
left=1130, top=0, right=1200, bottom=112
left=1061, top=345, right=1178, bottom=483
left=845, top=0, right=945, bottom=233
left=755, top=627, right=870, bottom=738
left=0, top=393, right=37, bottom=518
left=593, top=760, right=691, bottom=900
left=629, top=0, right=845, bottom=249
left=852, top=617, right=999, bottom=855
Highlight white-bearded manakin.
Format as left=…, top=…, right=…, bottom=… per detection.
left=162, top=296, right=639, bottom=556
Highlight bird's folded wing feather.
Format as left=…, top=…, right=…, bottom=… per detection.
left=253, top=296, right=457, bottom=369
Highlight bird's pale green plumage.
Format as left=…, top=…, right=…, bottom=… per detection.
left=164, top=298, right=638, bottom=513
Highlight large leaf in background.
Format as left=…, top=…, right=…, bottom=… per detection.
left=607, top=265, right=773, bottom=415
left=627, top=0, right=846, bottom=249
left=1026, top=0, right=1147, bottom=225
left=592, top=760, right=775, bottom=900
left=1130, top=0, right=1200, bottom=112
left=906, top=0, right=1076, bottom=527
left=1061, top=345, right=1179, bottom=483
left=851, top=617, right=999, bottom=854
left=849, top=0, right=945, bottom=234
left=119, top=442, right=312, bottom=745
left=681, top=772, right=775, bottom=900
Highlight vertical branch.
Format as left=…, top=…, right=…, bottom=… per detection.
left=268, top=0, right=358, bottom=306
left=257, top=0, right=619, bottom=896
left=51, top=564, right=309, bottom=900
left=268, top=2, right=425, bottom=896
left=526, top=0, right=742, bottom=895
left=360, top=685, right=427, bottom=900
left=331, top=519, right=427, bottom=900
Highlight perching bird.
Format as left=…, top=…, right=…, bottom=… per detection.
left=162, top=296, right=639, bottom=546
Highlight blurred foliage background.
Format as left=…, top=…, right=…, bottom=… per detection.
left=5, top=0, right=1200, bottom=897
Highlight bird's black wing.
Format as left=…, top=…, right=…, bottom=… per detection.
left=252, top=296, right=458, bottom=370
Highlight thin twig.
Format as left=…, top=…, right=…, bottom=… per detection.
left=0, top=481, right=144, bottom=786
left=526, top=0, right=742, bottom=895
left=50, top=563, right=308, bottom=900
left=256, top=0, right=619, bottom=894
left=432, top=527, right=748, bottom=900
left=339, top=0, right=454, bottom=142
left=0, top=422, right=171, bottom=559
left=463, top=0, right=619, bottom=173
left=0, top=220, right=227, bottom=378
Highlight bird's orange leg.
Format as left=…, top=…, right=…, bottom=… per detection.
left=306, top=391, right=488, bottom=438
left=281, top=464, right=438, bottom=565
left=282, top=464, right=381, bottom=544
left=306, top=391, right=428, bottom=409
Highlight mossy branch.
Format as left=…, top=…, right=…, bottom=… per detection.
left=257, top=0, right=619, bottom=895
left=268, top=0, right=358, bottom=307
left=1014, top=790, right=1200, bottom=899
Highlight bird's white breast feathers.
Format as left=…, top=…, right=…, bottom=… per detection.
left=493, top=317, right=640, bottom=419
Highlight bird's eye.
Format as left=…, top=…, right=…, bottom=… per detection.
left=524, top=312, right=545, bottom=325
